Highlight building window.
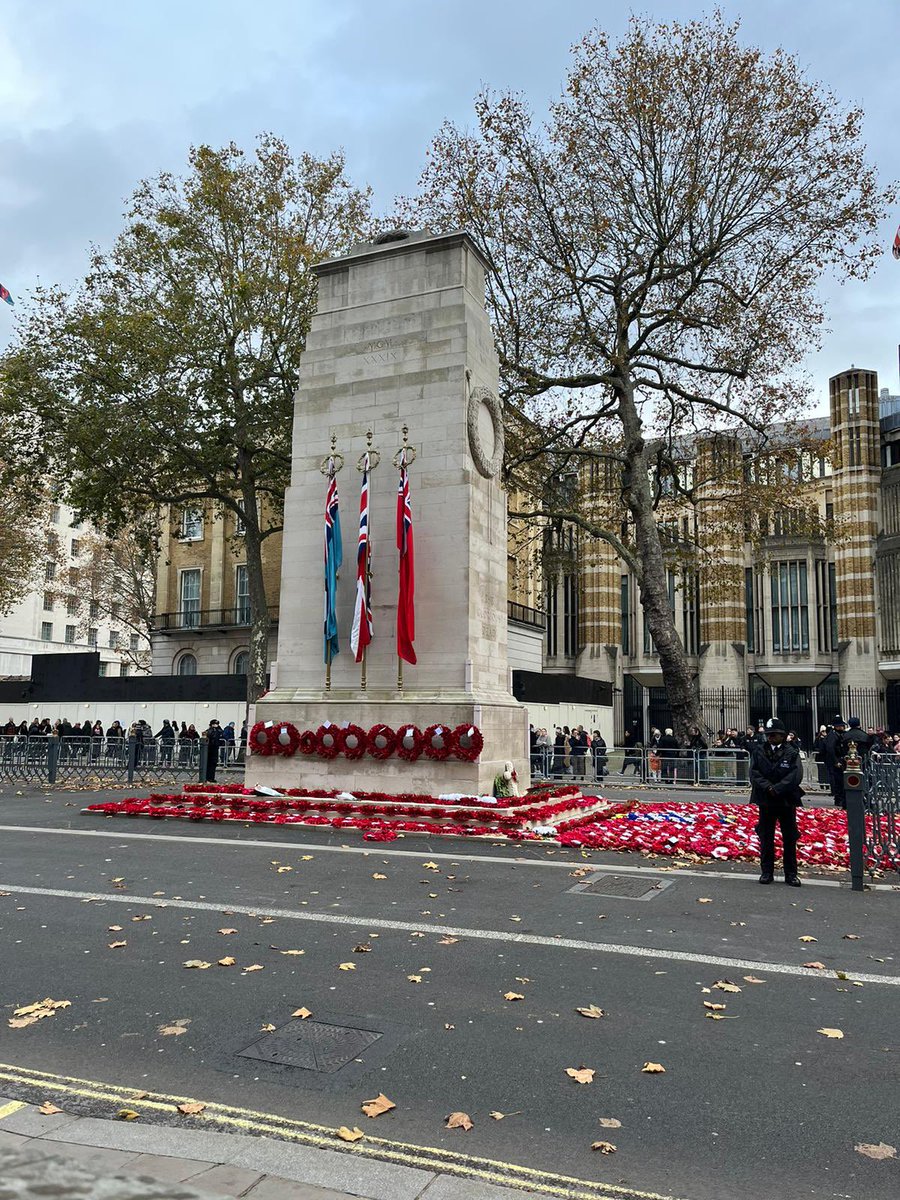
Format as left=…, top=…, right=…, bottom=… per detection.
left=68, top=567, right=79, bottom=587
left=620, top=575, right=631, bottom=657
left=235, top=510, right=246, bottom=537
left=45, top=561, right=56, bottom=582
left=40, top=622, right=53, bottom=642
left=235, top=565, right=250, bottom=624
left=89, top=600, right=99, bottom=619
left=545, top=579, right=558, bottom=657
left=848, top=377, right=860, bottom=415
left=120, top=664, right=130, bottom=677
left=98, top=662, right=107, bottom=677
left=180, top=509, right=204, bottom=540
left=87, top=628, right=98, bottom=648
left=43, top=592, right=54, bottom=612
left=111, top=601, right=121, bottom=619
left=66, top=596, right=78, bottom=617
left=109, top=630, right=119, bottom=650
left=177, top=653, right=198, bottom=676
left=563, top=574, right=578, bottom=657
left=179, top=569, right=201, bottom=628
left=50, top=504, right=60, bottom=524
left=129, top=633, right=140, bottom=652
left=47, top=531, right=58, bottom=552
left=745, top=568, right=755, bottom=652
left=848, top=427, right=862, bottom=467
left=682, top=571, right=700, bottom=655
left=71, top=538, right=80, bottom=558
left=770, top=560, right=809, bottom=653
left=64, top=624, right=76, bottom=644
left=232, top=650, right=249, bottom=675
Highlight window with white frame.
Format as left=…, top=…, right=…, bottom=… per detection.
left=180, top=509, right=204, bottom=540
left=40, top=622, right=53, bottom=642
left=235, top=565, right=250, bottom=623
left=98, top=662, right=107, bottom=676
left=177, top=653, right=198, bottom=676
left=87, top=628, right=98, bottom=647
left=232, top=650, right=249, bottom=675
left=129, top=633, right=140, bottom=652
left=71, top=538, right=80, bottom=558
left=770, top=561, right=809, bottom=653
left=50, top=504, right=60, bottom=524
left=120, top=664, right=130, bottom=677
left=109, top=630, right=119, bottom=649
left=67, top=596, right=78, bottom=617
left=179, top=569, right=201, bottom=628
left=64, top=624, right=76, bottom=644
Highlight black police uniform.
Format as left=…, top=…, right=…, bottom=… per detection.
left=824, top=720, right=847, bottom=808
left=750, top=738, right=804, bottom=883
left=839, top=723, right=872, bottom=765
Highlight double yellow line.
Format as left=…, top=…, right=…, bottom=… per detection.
left=0, top=1063, right=688, bottom=1200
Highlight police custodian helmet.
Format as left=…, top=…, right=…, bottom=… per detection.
left=764, top=717, right=787, bottom=734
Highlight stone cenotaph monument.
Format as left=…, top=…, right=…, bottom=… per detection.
left=249, top=230, right=529, bottom=794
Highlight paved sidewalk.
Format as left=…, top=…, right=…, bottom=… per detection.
left=0, top=1100, right=558, bottom=1200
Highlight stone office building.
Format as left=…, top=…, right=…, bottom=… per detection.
left=568, top=367, right=900, bottom=745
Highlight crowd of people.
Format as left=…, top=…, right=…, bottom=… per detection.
left=0, top=715, right=248, bottom=772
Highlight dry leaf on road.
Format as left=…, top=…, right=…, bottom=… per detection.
left=504, top=992, right=525, bottom=1001
left=422, top=862, right=440, bottom=870
left=217, top=957, right=236, bottom=967
left=108, top=940, right=127, bottom=949
left=743, top=976, right=766, bottom=984
left=438, top=936, right=459, bottom=945
left=177, top=1103, right=206, bottom=1115
left=158, top=1023, right=189, bottom=1037
left=802, top=962, right=827, bottom=970
left=260, top=1023, right=276, bottom=1032
left=566, top=1067, right=595, bottom=1084
left=703, top=1002, right=727, bottom=1011
left=446, top=1111, right=474, bottom=1131
left=337, top=1126, right=364, bottom=1142
left=361, top=1093, right=395, bottom=1119
left=372, top=873, right=387, bottom=880
left=817, top=1028, right=844, bottom=1038
left=276, top=866, right=292, bottom=873
left=591, top=1140, right=617, bottom=1153
left=108, top=925, right=123, bottom=932
left=799, top=935, right=818, bottom=943
left=855, top=1142, right=896, bottom=1160
left=339, top=962, right=356, bottom=971
left=598, top=1118, right=622, bottom=1129
left=242, top=965, right=264, bottom=973
left=705, top=1012, right=736, bottom=1021
left=117, top=1109, right=140, bottom=1121
left=576, top=1005, right=605, bottom=1019
left=38, top=1102, right=62, bottom=1114
left=292, top=1008, right=312, bottom=1020
left=842, top=934, right=861, bottom=940
left=183, top=960, right=211, bottom=969
left=697, top=898, right=712, bottom=904
left=713, top=980, right=741, bottom=993
left=641, top=1062, right=666, bottom=1073
left=218, top=928, right=237, bottom=935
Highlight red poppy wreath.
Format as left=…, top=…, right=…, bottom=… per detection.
left=423, top=723, right=456, bottom=761
left=367, top=723, right=397, bottom=760
left=315, top=724, right=341, bottom=759
left=338, top=723, right=368, bottom=760
left=271, top=721, right=301, bottom=756
left=453, top=724, right=483, bottom=762
left=396, top=724, right=425, bottom=762
left=249, top=721, right=277, bottom=756
left=298, top=729, right=318, bottom=756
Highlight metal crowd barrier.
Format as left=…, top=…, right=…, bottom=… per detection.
left=0, top=734, right=220, bottom=786
left=530, top=745, right=752, bottom=787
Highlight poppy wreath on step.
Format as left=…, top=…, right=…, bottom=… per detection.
left=315, top=724, right=341, bottom=759
left=423, top=723, right=456, bottom=761
left=272, top=722, right=302, bottom=757
left=338, top=723, right=368, bottom=760
left=249, top=721, right=278, bottom=756
left=453, top=724, right=484, bottom=762
left=396, top=724, right=425, bottom=762
left=367, top=723, right=397, bottom=760
left=298, top=729, right=318, bottom=756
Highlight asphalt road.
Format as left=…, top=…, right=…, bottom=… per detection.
left=0, top=787, right=898, bottom=1200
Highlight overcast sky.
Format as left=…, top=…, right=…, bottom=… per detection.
left=1, top=0, right=897, bottom=409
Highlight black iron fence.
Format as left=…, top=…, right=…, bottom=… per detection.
left=847, top=752, right=900, bottom=888
left=0, top=735, right=243, bottom=787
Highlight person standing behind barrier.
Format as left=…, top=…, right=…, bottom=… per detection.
left=571, top=726, right=589, bottom=777
left=204, top=720, right=223, bottom=782
left=750, top=717, right=804, bottom=886
left=824, top=715, right=847, bottom=808
left=840, top=717, right=872, bottom=766
left=622, top=722, right=643, bottom=775
left=658, top=727, right=679, bottom=783
left=591, top=730, right=608, bottom=778
left=812, top=725, right=828, bottom=787
left=550, top=727, right=567, bottom=778
left=687, top=726, right=707, bottom=784
left=156, top=719, right=176, bottom=766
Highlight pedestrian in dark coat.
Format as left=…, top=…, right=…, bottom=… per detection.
left=824, top=716, right=847, bottom=807
left=839, top=717, right=872, bottom=765
left=658, top=728, right=680, bottom=783
left=204, top=720, right=223, bottom=782
left=750, top=717, right=804, bottom=886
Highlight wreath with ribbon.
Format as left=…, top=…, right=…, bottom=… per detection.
left=338, top=723, right=368, bottom=760
left=249, top=721, right=277, bottom=756
left=423, top=723, right=456, bottom=761
left=315, top=724, right=341, bottom=759
left=453, top=724, right=484, bottom=762
left=396, top=724, right=425, bottom=762
left=298, top=729, right=318, bottom=756
left=367, top=723, right=397, bottom=760
left=272, top=722, right=302, bottom=757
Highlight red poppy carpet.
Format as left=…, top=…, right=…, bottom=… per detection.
left=83, top=784, right=862, bottom=871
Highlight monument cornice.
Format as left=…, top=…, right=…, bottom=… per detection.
left=313, top=229, right=492, bottom=277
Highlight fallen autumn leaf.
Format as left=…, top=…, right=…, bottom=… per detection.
left=446, top=1111, right=474, bottom=1131
left=565, top=1067, right=595, bottom=1084
left=337, top=1126, right=364, bottom=1143
left=576, top=1005, right=605, bottom=1019
left=591, top=1140, right=617, bottom=1153
left=855, top=1142, right=896, bottom=1160
left=361, top=1093, right=395, bottom=1119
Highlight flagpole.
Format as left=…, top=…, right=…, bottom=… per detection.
left=321, top=438, right=343, bottom=692
left=394, top=428, right=416, bottom=691
left=356, top=432, right=378, bottom=691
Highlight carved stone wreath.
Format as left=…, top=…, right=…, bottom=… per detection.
left=467, top=385, right=504, bottom=479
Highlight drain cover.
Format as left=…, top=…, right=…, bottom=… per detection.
left=568, top=873, right=672, bottom=900
left=238, top=1019, right=382, bottom=1073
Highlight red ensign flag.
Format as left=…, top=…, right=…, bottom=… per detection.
left=396, top=454, right=416, bottom=664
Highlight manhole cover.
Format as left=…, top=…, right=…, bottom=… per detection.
left=238, top=1019, right=382, bottom=1073
left=568, top=873, right=672, bottom=900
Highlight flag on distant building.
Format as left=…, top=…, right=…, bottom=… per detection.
left=396, top=451, right=416, bottom=665
left=350, top=453, right=373, bottom=662
left=893, top=223, right=900, bottom=260
left=323, top=463, right=343, bottom=664
left=0, top=282, right=13, bottom=307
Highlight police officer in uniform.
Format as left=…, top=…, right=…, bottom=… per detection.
left=750, top=717, right=804, bottom=886
left=840, top=716, right=872, bottom=765
left=824, top=715, right=847, bottom=807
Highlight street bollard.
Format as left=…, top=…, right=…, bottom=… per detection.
left=844, top=742, right=865, bottom=892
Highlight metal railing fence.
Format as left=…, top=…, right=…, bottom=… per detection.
left=0, top=734, right=241, bottom=786
left=529, top=745, right=753, bottom=787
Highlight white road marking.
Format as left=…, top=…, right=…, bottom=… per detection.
left=0, top=824, right=888, bottom=890
left=1, top=881, right=898, bottom=986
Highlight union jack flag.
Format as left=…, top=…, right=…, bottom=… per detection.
left=396, top=451, right=416, bottom=664
left=350, top=453, right=373, bottom=662
left=323, top=463, right=342, bottom=664
left=0, top=282, right=13, bottom=307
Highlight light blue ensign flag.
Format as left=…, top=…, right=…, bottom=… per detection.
left=324, top=467, right=343, bottom=662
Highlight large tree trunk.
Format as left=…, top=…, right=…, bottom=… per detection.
left=238, top=470, right=272, bottom=705
left=618, top=379, right=704, bottom=741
